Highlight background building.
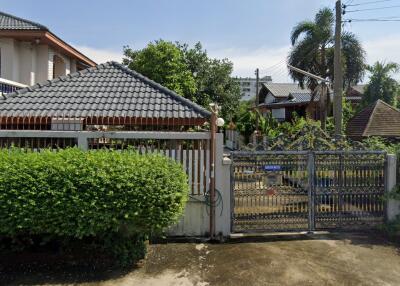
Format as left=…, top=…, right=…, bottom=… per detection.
left=236, top=75, right=272, bottom=101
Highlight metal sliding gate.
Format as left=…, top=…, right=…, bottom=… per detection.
left=231, top=151, right=387, bottom=233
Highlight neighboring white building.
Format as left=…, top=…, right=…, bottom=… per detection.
left=236, top=75, right=272, bottom=101
left=0, top=11, right=95, bottom=93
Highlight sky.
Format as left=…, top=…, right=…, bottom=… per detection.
left=1, top=0, right=400, bottom=82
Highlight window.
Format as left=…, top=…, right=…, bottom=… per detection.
left=53, top=55, right=66, bottom=79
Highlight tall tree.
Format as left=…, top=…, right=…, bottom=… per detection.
left=178, top=42, right=241, bottom=119
left=288, top=8, right=366, bottom=89
left=122, top=40, right=197, bottom=101
left=362, top=61, right=400, bottom=107
left=123, top=40, right=241, bottom=119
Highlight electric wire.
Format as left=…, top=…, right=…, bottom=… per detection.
left=345, top=4, right=400, bottom=12
left=345, top=0, right=399, bottom=7
left=344, top=18, right=400, bottom=21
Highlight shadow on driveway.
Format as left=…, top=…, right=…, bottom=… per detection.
left=1, top=231, right=400, bottom=286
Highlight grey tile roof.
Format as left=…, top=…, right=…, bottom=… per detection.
left=266, top=93, right=321, bottom=107
left=262, top=83, right=310, bottom=98
left=0, top=11, right=48, bottom=30
left=0, top=62, right=211, bottom=120
left=351, top=84, right=366, bottom=95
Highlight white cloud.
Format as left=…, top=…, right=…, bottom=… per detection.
left=363, top=34, right=400, bottom=80
left=209, top=46, right=292, bottom=82
left=73, top=36, right=400, bottom=82
left=73, top=45, right=123, bottom=64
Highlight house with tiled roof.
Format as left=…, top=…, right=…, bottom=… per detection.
left=0, top=11, right=95, bottom=94
left=346, top=84, right=366, bottom=106
left=0, top=62, right=210, bottom=130
left=257, top=82, right=365, bottom=122
left=346, top=99, right=400, bottom=140
left=257, top=83, right=325, bottom=122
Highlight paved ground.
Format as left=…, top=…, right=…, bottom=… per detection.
left=2, top=232, right=400, bottom=286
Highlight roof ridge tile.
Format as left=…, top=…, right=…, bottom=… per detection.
left=0, top=10, right=48, bottom=30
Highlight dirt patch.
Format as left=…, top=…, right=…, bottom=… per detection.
left=1, top=232, right=400, bottom=286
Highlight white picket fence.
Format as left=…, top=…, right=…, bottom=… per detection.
left=0, top=130, right=211, bottom=196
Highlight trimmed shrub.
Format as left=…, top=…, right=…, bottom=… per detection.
left=0, top=148, right=188, bottom=265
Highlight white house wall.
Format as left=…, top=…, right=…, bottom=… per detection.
left=264, top=92, right=276, bottom=104
left=271, top=108, right=286, bottom=120
left=36, top=45, right=49, bottom=83
left=0, top=37, right=76, bottom=86
left=18, top=42, right=32, bottom=85
left=0, top=38, right=15, bottom=81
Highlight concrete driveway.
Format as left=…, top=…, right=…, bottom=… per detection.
left=2, top=232, right=400, bottom=286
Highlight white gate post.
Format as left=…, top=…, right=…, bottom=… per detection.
left=386, top=154, right=399, bottom=221
left=215, top=132, right=232, bottom=237
left=77, top=133, right=88, bottom=151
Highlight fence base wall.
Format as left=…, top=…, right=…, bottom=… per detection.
left=168, top=133, right=232, bottom=238
left=167, top=196, right=210, bottom=237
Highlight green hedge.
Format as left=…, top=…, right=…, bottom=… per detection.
left=0, top=148, right=188, bottom=265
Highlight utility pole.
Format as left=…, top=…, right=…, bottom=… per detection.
left=334, top=0, right=343, bottom=137
left=255, top=68, right=260, bottom=131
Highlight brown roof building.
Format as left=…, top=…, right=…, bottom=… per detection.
left=346, top=99, right=400, bottom=140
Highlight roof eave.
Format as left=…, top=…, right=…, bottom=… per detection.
left=0, top=29, right=96, bottom=67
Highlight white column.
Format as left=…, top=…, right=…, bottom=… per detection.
left=65, top=58, right=71, bottom=75
left=30, top=45, right=37, bottom=86
left=12, top=40, right=20, bottom=82
left=47, top=49, right=54, bottom=80
left=215, top=133, right=232, bottom=237
left=70, top=59, right=77, bottom=73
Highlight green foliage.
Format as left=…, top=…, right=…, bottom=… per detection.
left=362, top=61, right=400, bottom=108
left=0, top=148, right=188, bottom=265
left=327, top=98, right=355, bottom=134
left=382, top=215, right=400, bottom=238
left=361, top=136, right=398, bottom=153
left=103, top=232, right=147, bottom=267
left=178, top=42, right=241, bottom=119
left=259, top=112, right=280, bottom=138
left=123, top=40, right=197, bottom=99
left=288, top=7, right=365, bottom=90
left=234, top=107, right=318, bottom=144
left=123, top=41, right=241, bottom=120
left=233, top=100, right=257, bottom=143
left=278, top=113, right=313, bottom=137
left=342, top=98, right=356, bottom=130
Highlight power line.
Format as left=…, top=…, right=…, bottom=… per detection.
left=345, top=4, right=400, bottom=12
left=345, top=0, right=398, bottom=7
left=344, top=18, right=400, bottom=21
left=344, top=0, right=355, bottom=5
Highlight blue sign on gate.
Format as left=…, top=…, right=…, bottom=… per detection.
left=262, top=165, right=282, bottom=171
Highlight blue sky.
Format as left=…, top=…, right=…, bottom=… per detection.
left=2, top=0, right=399, bottom=81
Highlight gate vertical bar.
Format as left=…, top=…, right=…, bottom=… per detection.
left=230, top=153, right=235, bottom=233
left=307, top=152, right=315, bottom=232
left=338, top=153, right=344, bottom=228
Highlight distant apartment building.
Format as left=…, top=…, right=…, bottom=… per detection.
left=236, top=75, right=272, bottom=101
left=0, top=11, right=95, bottom=93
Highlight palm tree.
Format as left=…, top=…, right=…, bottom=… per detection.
left=289, top=8, right=365, bottom=88
left=288, top=8, right=366, bottom=121
left=363, top=61, right=400, bottom=107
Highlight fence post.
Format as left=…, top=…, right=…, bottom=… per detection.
left=307, top=152, right=315, bottom=233
left=386, top=154, right=398, bottom=221
left=215, top=132, right=232, bottom=238
left=77, top=133, right=88, bottom=151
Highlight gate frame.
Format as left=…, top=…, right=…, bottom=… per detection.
left=230, top=149, right=389, bottom=234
